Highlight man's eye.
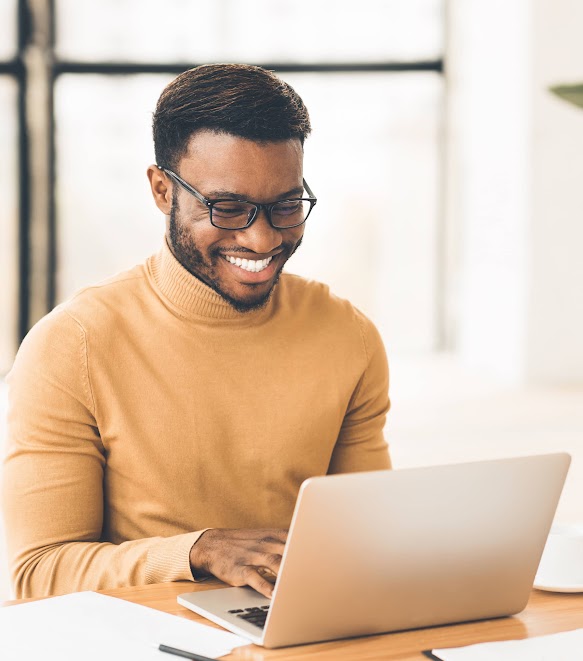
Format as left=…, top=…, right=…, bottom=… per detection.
left=213, top=203, right=249, bottom=217
left=273, top=200, right=302, bottom=215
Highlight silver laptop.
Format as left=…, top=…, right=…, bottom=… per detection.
left=178, top=453, right=570, bottom=648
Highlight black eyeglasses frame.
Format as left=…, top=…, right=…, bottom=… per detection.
left=158, top=166, right=317, bottom=230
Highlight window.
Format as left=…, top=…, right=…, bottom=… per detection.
left=0, top=1, right=17, bottom=60
left=55, top=0, right=442, bottom=64
left=0, top=0, right=18, bottom=374
left=2, top=0, right=444, bottom=373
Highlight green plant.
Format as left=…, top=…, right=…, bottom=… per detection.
left=550, top=84, right=583, bottom=109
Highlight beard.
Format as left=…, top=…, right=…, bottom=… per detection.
left=168, top=195, right=302, bottom=313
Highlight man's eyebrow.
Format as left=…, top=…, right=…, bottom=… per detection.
left=206, top=186, right=305, bottom=201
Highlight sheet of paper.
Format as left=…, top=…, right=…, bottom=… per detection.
left=1, top=591, right=250, bottom=660
left=432, top=627, right=583, bottom=660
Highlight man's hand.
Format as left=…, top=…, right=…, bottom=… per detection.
left=189, top=528, right=288, bottom=598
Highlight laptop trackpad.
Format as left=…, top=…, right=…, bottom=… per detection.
left=178, top=586, right=270, bottom=636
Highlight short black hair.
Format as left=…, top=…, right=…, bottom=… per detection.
left=153, top=63, right=311, bottom=170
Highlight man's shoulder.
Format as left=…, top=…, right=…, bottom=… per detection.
left=21, top=262, right=149, bottom=348
left=10, top=261, right=154, bottom=384
left=278, top=272, right=375, bottom=333
left=61, top=262, right=149, bottom=323
left=276, top=273, right=385, bottom=368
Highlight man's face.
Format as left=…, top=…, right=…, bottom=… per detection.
left=158, top=131, right=305, bottom=312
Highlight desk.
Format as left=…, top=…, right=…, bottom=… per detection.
left=5, top=581, right=583, bottom=660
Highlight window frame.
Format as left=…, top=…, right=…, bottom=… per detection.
left=6, top=0, right=444, bottom=347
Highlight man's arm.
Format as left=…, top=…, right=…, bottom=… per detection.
left=2, top=309, right=286, bottom=599
left=327, top=312, right=391, bottom=474
left=1, top=309, right=208, bottom=598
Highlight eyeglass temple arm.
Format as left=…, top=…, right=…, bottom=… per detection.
left=158, top=166, right=211, bottom=207
left=160, top=164, right=315, bottom=204
left=303, top=178, right=316, bottom=201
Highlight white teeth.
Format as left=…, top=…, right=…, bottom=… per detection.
left=224, top=255, right=273, bottom=272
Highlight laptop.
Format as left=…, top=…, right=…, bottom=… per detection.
left=178, top=453, right=570, bottom=648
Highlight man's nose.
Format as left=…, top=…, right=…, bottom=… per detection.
left=235, top=207, right=282, bottom=254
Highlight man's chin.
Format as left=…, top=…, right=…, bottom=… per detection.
left=219, top=287, right=274, bottom=313
left=181, top=258, right=278, bottom=313
left=207, top=256, right=286, bottom=313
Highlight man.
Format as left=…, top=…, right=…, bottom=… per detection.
left=2, top=64, right=391, bottom=600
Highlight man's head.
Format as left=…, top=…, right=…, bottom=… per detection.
left=148, top=64, right=313, bottom=313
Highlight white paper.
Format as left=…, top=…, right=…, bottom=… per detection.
left=1, top=591, right=249, bottom=660
left=432, top=627, right=583, bottom=660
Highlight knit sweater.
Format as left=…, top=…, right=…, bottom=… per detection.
left=2, top=241, right=391, bottom=598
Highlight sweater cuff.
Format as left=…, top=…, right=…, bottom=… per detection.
left=144, top=530, right=209, bottom=584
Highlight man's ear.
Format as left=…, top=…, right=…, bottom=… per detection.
left=147, top=165, right=172, bottom=215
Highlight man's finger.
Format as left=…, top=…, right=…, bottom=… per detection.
left=257, top=566, right=277, bottom=583
left=243, top=567, right=276, bottom=598
left=248, top=551, right=283, bottom=575
left=252, top=539, right=286, bottom=556
left=239, top=549, right=283, bottom=574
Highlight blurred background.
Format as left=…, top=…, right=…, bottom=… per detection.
left=1, top=0, right=582, bottom=598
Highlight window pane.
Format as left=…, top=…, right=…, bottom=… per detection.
left=56, top=72, right=441, bottom=353
left=56, top=0, right=443, bottom=64
left=0, top=1, right=17, bottom=60
left=283, top=72, right=442, bottom=352
left=55, top=74, right=172, bottom=299
left=0, top=77, right=18, bottom=374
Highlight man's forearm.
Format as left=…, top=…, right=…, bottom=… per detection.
left=7, top=530, right=204, bottom=599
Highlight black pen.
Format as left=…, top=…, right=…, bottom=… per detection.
left=158, top=643, right=217, bottom=661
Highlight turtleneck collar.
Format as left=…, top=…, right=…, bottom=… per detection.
left=147, top=239, right=276, bottom=324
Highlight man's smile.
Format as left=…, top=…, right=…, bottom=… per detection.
left=220, top=252, right=281, bottom=284
left=223, top=254, right=273, bottom=273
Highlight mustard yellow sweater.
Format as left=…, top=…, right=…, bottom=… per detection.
left=2, top=242, right=390, bottom=598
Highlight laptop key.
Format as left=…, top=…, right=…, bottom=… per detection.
left=237, top=611, right=268, bottom=628
left=228, top=609, right=244, bottom=613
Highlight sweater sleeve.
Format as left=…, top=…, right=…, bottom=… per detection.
left=1, top=309, right=204, bottom=599
left=327, top=313, right=391, bottom=474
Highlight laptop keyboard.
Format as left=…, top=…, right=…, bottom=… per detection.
left=228, top=605, right=270, bottom=628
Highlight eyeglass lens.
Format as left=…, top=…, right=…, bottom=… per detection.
left=211, top=199, right=313, bottom=229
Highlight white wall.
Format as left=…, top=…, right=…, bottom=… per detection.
left=446, top=0, right=583, bottom=385
left=527, top=0, right=583, bottom=384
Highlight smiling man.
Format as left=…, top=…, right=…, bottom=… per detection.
left=2, top=64, right=391, bottom=599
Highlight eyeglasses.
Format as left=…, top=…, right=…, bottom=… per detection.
left=159, top=166, right=317, bottom=230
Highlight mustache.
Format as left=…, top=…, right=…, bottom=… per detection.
left=215, top=246, right=283, bottom=254
left=214, top=238, right=302, bottom=258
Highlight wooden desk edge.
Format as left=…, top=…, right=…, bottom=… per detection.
left=4, top=582, right=583, bottom=660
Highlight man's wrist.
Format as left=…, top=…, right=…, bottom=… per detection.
left=189, top=528, right=213, bottom=580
